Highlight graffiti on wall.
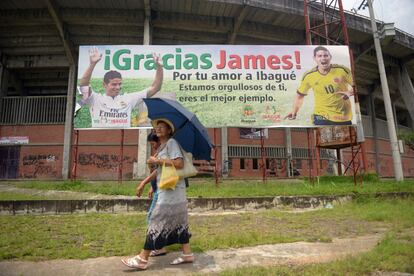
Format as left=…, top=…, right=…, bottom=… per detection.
left=380, top=159, right=392, bottom=177
left=21, top=154, right=59, bottom=178
left=78, top=153, right=136, bottom=171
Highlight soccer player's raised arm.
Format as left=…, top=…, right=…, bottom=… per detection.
left=147, top=53, right=164, bottom=97
left=79, top=47, right=102, bottom=88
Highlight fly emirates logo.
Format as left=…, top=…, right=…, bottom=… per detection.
left=99, top=108, right=128, bottom=118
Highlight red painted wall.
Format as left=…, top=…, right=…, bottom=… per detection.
left=1, top=125, right=413, bottom=179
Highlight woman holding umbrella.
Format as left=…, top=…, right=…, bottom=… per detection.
left=121, top=119, right=194, bottom=270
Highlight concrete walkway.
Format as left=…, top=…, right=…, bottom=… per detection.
left=0, top=234, right=382, bottom=276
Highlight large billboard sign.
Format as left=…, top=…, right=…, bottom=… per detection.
left=74, top=45, right=356, bottom=129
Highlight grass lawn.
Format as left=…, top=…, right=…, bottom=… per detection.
left=4, top=175, right=414, bottom=199
left=221, top=196, right=414, bottom=275
left=0, top=197, right=413, bottom=270
left=221, top=231, right=414, bottom=275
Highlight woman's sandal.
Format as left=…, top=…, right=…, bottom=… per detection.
left=170, top=253, right=194, bottom=265
left=121, top=255, right=148, bottom=270
left=150, top=249, right=167, bottom=257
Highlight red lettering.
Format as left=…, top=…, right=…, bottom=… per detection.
left=267, top=55, right=281, bottom=69
left=216, top=50, right=226, bottom=69
left=228, top=55, right=241, bottom=69
left=244, top=55, right=265, bottom=69
left=281, top=55, right=293, bottom=69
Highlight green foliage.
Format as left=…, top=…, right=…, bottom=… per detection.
left=398, top=130, right=414, bottom=150
left=362, top=172, right=380, bottom=182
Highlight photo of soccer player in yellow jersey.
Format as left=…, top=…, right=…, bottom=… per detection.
left=285, top=46, right=354, bottom=125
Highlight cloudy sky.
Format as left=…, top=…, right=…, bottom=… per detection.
left=342, top=0, right=414, bottom=34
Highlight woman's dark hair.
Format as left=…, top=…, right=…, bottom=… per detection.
left=147, top=132, right=159, bottom=142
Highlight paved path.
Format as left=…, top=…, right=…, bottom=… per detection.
left=0, top=234, right=383, bottom=276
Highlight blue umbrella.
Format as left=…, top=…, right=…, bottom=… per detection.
left=143, top=98, right=213, bottom=161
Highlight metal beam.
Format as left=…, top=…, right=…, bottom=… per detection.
left=402, top=52, right=414, bottom=64
left=354, top=40, right=374, bottom=64
left=44, top=0, right=76, bottom=65
left=0, top=9, right=52, bottom=26
left=0, top=52, right=5, bottom=97
left=71, top=35, right=144, bottom=45
left=154, top=28, right=227, bottom=44
left=357, top=61, right=380, bottom=74
left=62, top=8, right=145, bottom=26
left=153, top=10, right=302, bottom=43
left=6, top=55, right=69, bottom=69
left=228, top=5, right=249, bottom=44
left=154, top=11, right=233, bottom=34
left=238, top=21, right=303, bottom=43
left=0, top=36, right=62, bottom=47
left=0, top=25, right=59, bottom=37
left=354, top=43, right=399, bottom=67
left=23, top=79, right=68, bottom=87
left=67, top=25, right=144, bottom=37
left=2, top=46, right=64, bottom=56
left=0, top=8, right=146, bottom=27
left=396, top=64, right=414, bottom=121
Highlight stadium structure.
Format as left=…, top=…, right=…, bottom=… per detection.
left=0, top=0, right=413, bottom=180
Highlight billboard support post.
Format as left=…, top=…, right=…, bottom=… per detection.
left=118, top=130, right=124, bottom=184
left=71, top=130, right=79, bottom=181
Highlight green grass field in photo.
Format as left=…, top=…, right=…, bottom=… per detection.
left=74, top=77, right=316, bottom=129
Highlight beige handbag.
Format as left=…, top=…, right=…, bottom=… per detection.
left=177, top=147, right=198, bottom=178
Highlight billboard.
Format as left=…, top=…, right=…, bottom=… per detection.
left=74, top=45, right=356, bottom=129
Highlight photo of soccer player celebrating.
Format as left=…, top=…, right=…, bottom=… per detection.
left=285, top=46, right=354, bottom=125
left=77, top=47, right=164, bottom=128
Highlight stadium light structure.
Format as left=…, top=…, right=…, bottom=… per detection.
left=366, top=0, right=404, bottom=181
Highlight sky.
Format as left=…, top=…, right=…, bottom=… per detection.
left=342, top=0, right=414, bottom=35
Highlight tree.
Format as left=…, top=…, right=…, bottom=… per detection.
left=398, top=130, right=414, bottom=151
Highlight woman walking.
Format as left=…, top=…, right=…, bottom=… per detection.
left=121, top=119, right=194, bottom=270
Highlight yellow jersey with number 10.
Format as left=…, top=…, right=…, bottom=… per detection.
left=297, top=64, right=353, bottom=122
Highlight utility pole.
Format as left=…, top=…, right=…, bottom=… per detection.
left=366, top=0, right=404, bottom=181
